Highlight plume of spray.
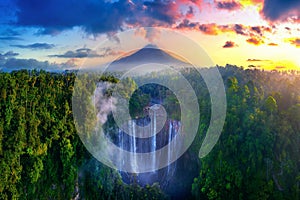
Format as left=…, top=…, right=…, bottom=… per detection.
left=93, top=82, right=117, bottom=125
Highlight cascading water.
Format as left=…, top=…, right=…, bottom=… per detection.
left=115, top=105, right=181, bottom=186
left=118, top=129, right=124, bottom=171
left=127, top=120, right=137, bottom=173
left=167, top=120, right=172, bottom=174
left=132, top=121, right=137, bottom=172
left=94, top=82, right=199, bottom=199
left=152, top=108, right=157, bottom=171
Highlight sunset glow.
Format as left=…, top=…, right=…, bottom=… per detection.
left=0, top=0, right=299, bottom=71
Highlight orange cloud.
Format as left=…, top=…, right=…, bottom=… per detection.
left=199, top=23, right=220, bottom=35
left=177, top=21, right=273, bottom=40
left=246, top=37, right=264, bottom=45
left=268, top=42, right=278, bottom=46
left=286, top=38, right=300, bottom=47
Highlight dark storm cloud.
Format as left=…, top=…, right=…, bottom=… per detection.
left=143, top=0, right=181, bottom=24
left=262, top=0, right=300, bottom=22
left=15, top=0, right=136, bottom=34
left=223, top=41, right=237, bottom=48
left=215, top=1, right=242, bottom=11
left=11, top=43, right=55, bottom=50
left=13, top=0, right=203, bottom=35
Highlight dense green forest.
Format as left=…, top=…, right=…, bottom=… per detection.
left=0, top=65, right=299, bottom=199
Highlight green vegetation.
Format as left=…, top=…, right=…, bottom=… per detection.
left=0, top=70, right=166, bottom=200
left=0, top=65, right=299, bottom=199
left=191, top=66, right=300, bottom=200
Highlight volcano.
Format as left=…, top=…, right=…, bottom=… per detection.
left=106, top=44, right=190, bottom=72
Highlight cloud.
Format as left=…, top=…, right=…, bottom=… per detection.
left=15, top=0, right=133, bottom=34
left=176, top=19, right=199, bottom=30
left=268, top=42, right=278, bottom=46
left=11, top=43, right=55, bottom=50
left=13, top=0, right=204, bottom=35
left=0, top=28, right=20, bottom=36
left=49, top=47, right=122, bottom=58
left=248, top=65, right=261, bottom=69
left=185, top=6, right=195, bottom=19
left=0, top=57, right=76, bottom=71
left=246, top=37, right=264, bottom=45
left=223, top=41, right=237, bottom=48
left=3, top=58, right=52, bottom=69
left=0, top=51, right=19, bottom=61
left=247, top=59, right=262, bottom=62
left=248, top=64, right=261, bottom=68
left=106, top=32, right=120, bottom=44
left=177, top=21, right=272, bottom=39
left=215, top=1, right=242, bottom=11
left=275, top=66, right=286, bottom=69
left=287, top=38, right=300, bottom=47
left=94, top=82, right=116, bottom=125
left=250, top=26, right=263, bottom=36
left=199, top=23, right=220, bottom=35
left=2, top=51, right=19, bottom=57
left=261, top=0, right=300, bottom=22
left=143, top=0, right=182, bottom=24
left=50, top=48, right=100, bottom=58
left=233, top=24, right=246, bottom=35
left=247, top=58, right=270, bottom=62
left=290, top=16, right=300, bottom=23
left=98, top=47, right=124, bottom=57
left=134, top=27, right=161, bottom=43
left=0, top=36, right=22, bottom=41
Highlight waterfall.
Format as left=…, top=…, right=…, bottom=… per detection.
left=115, top=107, right=182, bottom=185
left=152, top=109, right=156, bottom=171
left=128, top=120, right=137, bottom=172
left=132, top=120, right=137, bottom=172
left=118, top=129, right=124, bottom=171
left=167, top=120, right=172, bottom=173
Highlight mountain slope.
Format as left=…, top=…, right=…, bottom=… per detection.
left=107, top=44, right=189, bottom=72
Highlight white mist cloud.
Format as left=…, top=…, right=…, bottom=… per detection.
left=93, top=82, right=117, bottom=125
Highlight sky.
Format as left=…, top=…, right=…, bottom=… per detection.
left=0, top=0, right=299, bottom=71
